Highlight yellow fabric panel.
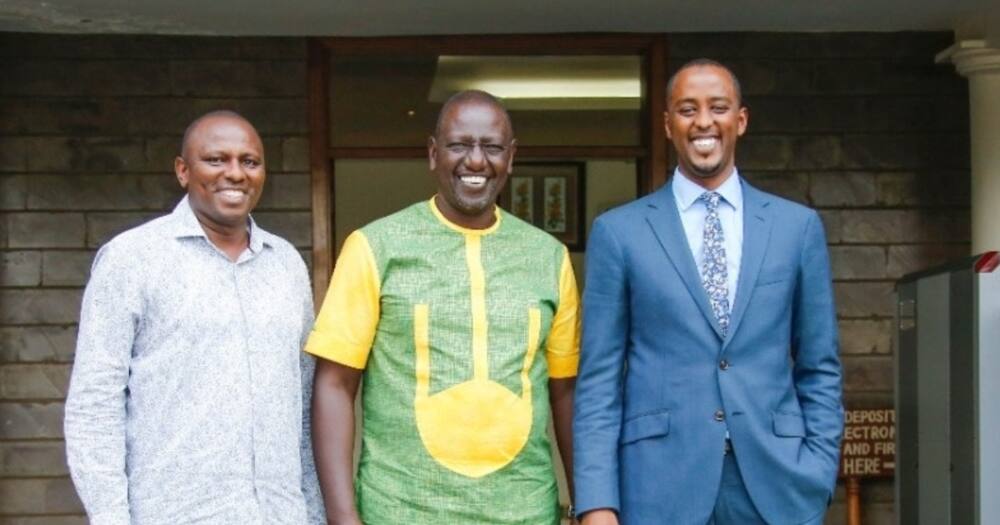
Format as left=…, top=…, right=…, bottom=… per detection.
left=546, top=249, right=581, bottom=378
left=304, top=230, right=380, bottom=369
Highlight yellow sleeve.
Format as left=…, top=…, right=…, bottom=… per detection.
left=546, top=249, right=581, bottom=378
left=304, top=231, right=380, bottom=369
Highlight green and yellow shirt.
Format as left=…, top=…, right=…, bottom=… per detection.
left=306, top=197, right=579, bottom=524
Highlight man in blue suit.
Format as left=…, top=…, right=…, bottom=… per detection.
left=573, top=59, right=843, bottom=525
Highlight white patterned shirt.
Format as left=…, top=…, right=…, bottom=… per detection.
left=64, top=196, right=324, bottom=525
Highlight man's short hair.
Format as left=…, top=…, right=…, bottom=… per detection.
left=666, top=58, right=743, bottom=108
left=434, top=90, right=513, bottom=138
left=180, top=109, right=254, bottom=157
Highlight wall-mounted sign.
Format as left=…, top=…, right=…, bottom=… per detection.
left=839, top=408, right=895, bottom=479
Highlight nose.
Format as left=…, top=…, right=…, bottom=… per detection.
left=694, top=107, right=713, bottom=129
left=463, top=144, right=486, bottom=171
left=224, top=158, right=246, bottom=181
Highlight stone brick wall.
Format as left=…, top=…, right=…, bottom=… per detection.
left=0, top=32, right=970, bottom=523
left=0, top=33, right=310, bottom=523
left=669, top=32, right=970, bottom=524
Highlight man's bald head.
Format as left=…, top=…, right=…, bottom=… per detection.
left=434, top=90, right=513, bottom=138
left=180, top=110, right=259, bottom=159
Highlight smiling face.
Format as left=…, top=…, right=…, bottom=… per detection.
left=428, top=99, right=516, bottom=229
left=174, top=115, right=265, bottom=234
left=665, top=64, right=748, bottom=189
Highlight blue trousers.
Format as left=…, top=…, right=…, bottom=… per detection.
left=709, top=451, right=826, bottom=525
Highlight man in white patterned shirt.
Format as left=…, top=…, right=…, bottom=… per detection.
left=64, top=111, right=324, bottom=524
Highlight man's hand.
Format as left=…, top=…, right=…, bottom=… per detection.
left=580, top=509, right=619, bottom=525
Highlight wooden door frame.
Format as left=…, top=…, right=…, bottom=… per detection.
left=307, top=34, right=669, bottom=303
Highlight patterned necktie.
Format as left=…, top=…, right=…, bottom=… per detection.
left=699, top=191, right=730, bottom=336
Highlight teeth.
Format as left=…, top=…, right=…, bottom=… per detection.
left=219, top=189, right=246, bottom=200
left=460, top=175, right=487, bottom=188
left=692, top=138, right=718, bottom=153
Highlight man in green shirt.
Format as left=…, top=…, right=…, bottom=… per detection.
left=307, top=90, right=579, bottom=524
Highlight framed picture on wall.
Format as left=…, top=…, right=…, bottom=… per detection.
left=499, top=161, right=586, bottom=250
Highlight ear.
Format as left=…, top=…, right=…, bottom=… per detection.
left=737, top=106, right=749, bottom=137
left=505, top=139, right=517, bottom=175
left=427, top=136, right=437, bottom=171
left=663, top=110, right=672, bottom=139
left=174, top=156, right=189, bottom=189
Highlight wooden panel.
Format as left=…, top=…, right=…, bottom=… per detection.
left=647, top=36, right=669, bottom=192
left=308, top=38, right=333, bottom=306
left=319, top=34, right=658, bottom=56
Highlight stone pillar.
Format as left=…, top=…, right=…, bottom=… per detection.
left=937, top=40, right=1000, bottom=253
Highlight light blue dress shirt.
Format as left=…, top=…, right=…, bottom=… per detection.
left=671, top=168, right=744, bottom=311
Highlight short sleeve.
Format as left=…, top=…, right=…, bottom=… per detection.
left=304, top=230, right=380, bottom=369
left=545, top=248, right=581, bottom=378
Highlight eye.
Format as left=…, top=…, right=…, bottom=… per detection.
left=712, top=105, right=730, bottom=113
left=447, top=143, right=472, bottom=154
left=205, top=156, right=223, bottom=165
left=241, top=158, right=261, bottom=168
left=483, top=144, right=505, bottom=155
left=678, top=106, right=696, bottom=116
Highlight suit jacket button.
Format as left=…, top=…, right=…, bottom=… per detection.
left=714, top=410, right=725, bottom=422
left=719, top=359, right=730, bottom=370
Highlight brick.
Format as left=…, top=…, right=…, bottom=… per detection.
left=810, top=173, right=877, bottom=207
left=742, top=96, right=800, bottom=132
left=887, top=244, right=971, bottom=279
left=0, top=59, right=170, bottom=97
left=144, top=137, right=183, bottom=170
left=841, top=210, right=969, bottom=244
left=817, top=210, right=841, bottom=243
left=876, top=172, right=970, bottom=207
left=0, top=326, right=77, bottom=363
left=834, top=282, right=894, bottom=318
left=0, top=289, right=83, bottom=324
left=0, top=403, right=64, bottom=439
left=0, top=98, right=131, bottom=135
left=885, top=96, right=969, bottom=133
left=26, top=174, right=182, bottom=211
left=126, top=98, right=308, bottom=136
left=729, top=60, right=777, bottom=96
left=879, top=60, right=966, bottom=95
left=254, top=212, right=311, bottom=248
left=740, top=172, right=808, bottom=204
left=0, top=137, right=28, bottom=172
left=790, top=136, right=841, bottom=170
left=86, top=212, right=163, bottom=248
left=829, top=246, right=886, bottom=280
left=7, top=213, right=86, bottom=248
left=0, top=364, right=71, bottom=399
left=25, top=137, right=146, bottom=173
left=842, top=356, right=893, bottom=392
left=801, top=97, right=889, bottom=133
left=812, top=60, right=882, bottom=94
left=839, top=320, right=892, bottom=355
left=843, top=135, right=969, bottom=171
left=257, top=173, right=310, bottom=210
left=282, top=137, right=310, bottom=172
left=0, top=175, right=27, bottom=209
left=42, top=251, right=96, bottom=287
left=1, top=251, right=42, bottom=286
left=736, top=135, right=793, bottom=170
left=0, top=477, right=82, bottom=514
left=170, top=60, right=306, bottom=98
left=0, top=440, right=69, bottom=478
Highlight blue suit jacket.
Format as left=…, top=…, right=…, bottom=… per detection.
left=573, top=178, right=843, bottom=524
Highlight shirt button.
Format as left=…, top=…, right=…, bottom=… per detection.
left=719, top=359, right=730, bottom=370
left=714, top=410, right=725, bottom=422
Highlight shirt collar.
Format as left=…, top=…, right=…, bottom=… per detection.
left=671, top=167, right=743, bottom=212
left=169, top=195, right=269, bottom=254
